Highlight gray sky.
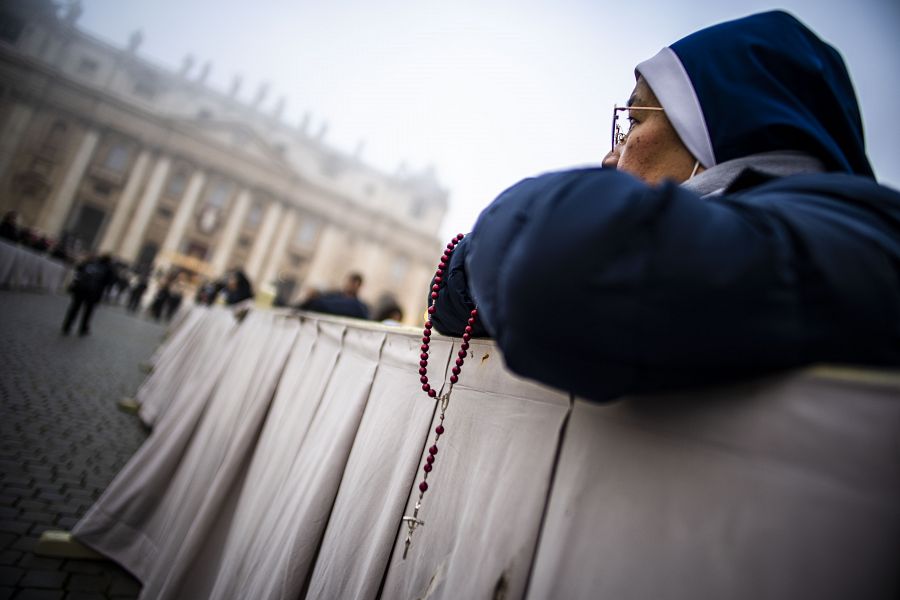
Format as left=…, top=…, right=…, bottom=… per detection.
left=78, top=0, right=900, bottom=238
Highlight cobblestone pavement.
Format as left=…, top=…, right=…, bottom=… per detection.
left=0, top=291, right=168, bottom=599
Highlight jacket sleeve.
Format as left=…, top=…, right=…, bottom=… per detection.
left=429, top=236, right=490, bottom=338
left=450, top=167, right=900, bottom=402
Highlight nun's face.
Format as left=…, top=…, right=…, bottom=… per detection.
left=603, top=78, right=699, bottom=185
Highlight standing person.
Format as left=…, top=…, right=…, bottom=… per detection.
left=164, top=272, right=187, bottom=321
left=0, top=211, right=21, bottom=243
left=298, top=272, right=370, bottom=319
left=431, top=11, right=900, bottom=402
left=127, top=273, right=149, bottom=313
left=149, top=274, right=172, bottom=321
left=61, top=254, right=114, bottom=336
left=223, top=269, right=254, bottom=305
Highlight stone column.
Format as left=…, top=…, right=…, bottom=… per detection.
left=0, top=102, right=35, bottom=183
left=259, top=208, right=298, bottom=289
left=209, top=188, right=251, bottom=275
left=302, top=223, right=349, bottom=291
left=37, top=128, right=100, bottom=235
left=158, top=169, right=207, bottom=260
left=400, top=261, right=433, bottom=325
left=97, top=148, right=152, bottom=254
left=245, top=200, right=283, bottom=283
left=119, top=154, right=172, bottom=263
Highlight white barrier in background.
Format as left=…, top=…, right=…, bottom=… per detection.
left=70, top=307, right=900, bottom=600
left=0, top=240, right=69, bottom=293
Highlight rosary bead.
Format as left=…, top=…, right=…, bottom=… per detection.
left=419, top=481, right=428, bottom=492
left=420, top=353, right=429, bottom=360
left=419, top=360, right=428, bottom=368
left=441, top=253, right=450, bottom=262
left=436, top=424, right=445, bottom=435
left=419, top=367, right=427, bottom=375
left=428, top=306, right=436, bottom=314
left=464, top=325, right=472, bottom=334
left=424, top=463, right=433, bottom=473
left=460, top=342, right=469, bottom=351
left=455, top=358, right=464, bottom=367
left=428, top=389, right=437, bottom=397
left=424, top=320, right=433, bottom=329
left=458, top=349, right=467, bottom=359
left=432, top=284, right=440, bottom=291
left=449, top=375, right=458, bottom=383
left=446, top=243, right=455, bottom=250
left=457, top=233, right=465, bottom=241
left=436, top=269, right=444, bottom=277
left=426, top=454, right=434, bottom=464
left=421, top=344, right=429, bottom=351
left=431, top=292, right=438, bottom=299
left=422, top=384, right=431, bottom=392
left=439, top=261, right=447, bottom=270
left=434, top=276, right=442, bottom=284
left=451, top=366, right=461, bottom=375
left=429, top=445, right=439, bottom=455
left=420, top=376, right=429, bottom=384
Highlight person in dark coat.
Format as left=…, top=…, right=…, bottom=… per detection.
left=298, top=272, right=370, bottom=320
left=127, top=274, right=149, bottom=312
left=0, top=211, right=21, bottom=243
left=62, top=254, right=115, bottom=336
left=431, top=11, right=900, bottom=403
left=149, top=275, right=172, bottom=321
left=223, top=270, right=254, bottom=305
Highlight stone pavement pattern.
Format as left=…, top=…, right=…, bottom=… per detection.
left=0, top=291, right=168, bottom=599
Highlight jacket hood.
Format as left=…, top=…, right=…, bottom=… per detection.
left=636, top=11, right=873, bottom=178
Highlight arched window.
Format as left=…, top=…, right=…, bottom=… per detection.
left=245, top=202, right=264, bottom=228
left=39, top=120, right=68, bottom=159
left=205, top=182, right=232, bottom=209
left=164, top=171, right=188, bottom=199
left=103, top=143, right=131, bottom=172
left=294, top=219, right=319, bottom=246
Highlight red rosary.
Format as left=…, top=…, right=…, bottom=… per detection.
left=402, top=232, right=478, bottom=559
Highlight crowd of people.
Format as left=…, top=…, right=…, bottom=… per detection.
left=4, top=210, right=407, bottom=332
left=1, top=210, right=81, bottom=264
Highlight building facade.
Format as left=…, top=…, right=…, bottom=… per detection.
left=0, top=1, right=448, bottom=322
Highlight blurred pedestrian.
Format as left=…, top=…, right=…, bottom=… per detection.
left=223, top=270, right=254, bottom=305
left=62, top=254, right=115, bottom=336
left=298, top=272, right=369, bottom=319
left=127, top=273, right=149, bottom=312
left=0, top=211, right=21, bottom=243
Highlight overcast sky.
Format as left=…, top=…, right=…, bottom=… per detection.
left=77, top=0, right=900, bottom=239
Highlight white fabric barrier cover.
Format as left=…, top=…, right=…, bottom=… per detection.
left=206, top=323, right=386, bottom=599
left=379, top=337, right=570, bottom=600
left=527, top=373, right=900, bottom=600
left=73, top=311, right=298, bottom=591
left=306, top=327, right=455, bottom=599
left=0, top=240, right=68, bottom=292
left=170, top=317, right=333, bottom=599
left=137, top=308, right=237, bottom=426
left=0, top=240, right=16, bottom=285
left=71, top=307, right=900, bottom=600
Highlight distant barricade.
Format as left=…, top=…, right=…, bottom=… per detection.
left=0, top=240, right=69, bottom=293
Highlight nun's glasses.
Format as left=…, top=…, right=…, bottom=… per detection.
left=612, top=105, right=665, bottom=151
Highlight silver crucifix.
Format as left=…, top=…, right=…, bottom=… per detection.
left=401, top=501, right=425, bottom=559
